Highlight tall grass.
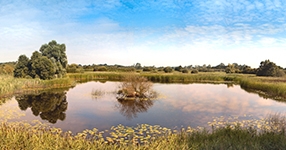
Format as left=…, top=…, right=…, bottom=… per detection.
left=0, top=75, right=75, bottom=97
left=67, top=72, right=125, bottom=82
left=1, top=115, right=286, bottom=149
left=239, top=77, right=286, bottom=101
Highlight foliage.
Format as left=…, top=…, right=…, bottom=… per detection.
left=14, top=40, right=68, bottom=80
left=181, top=69, right=189, bottom=73
left=13, top=55, right=30, bottom=78
left=174, top=65, right=183, bottom=72
left=225, top=63, right=237, bottom=73
left=191, top=69, right=199, bottom=74
left=94, top=66, right=108, bottom=71
left=142, top=66, right=156, bottom=72
left=0, top=62, right=15, bottom=75
left=163, top=66, right=173, bottom=73
left=67, top=64, right=84, bottom=73
left=39, top=40, right=68, bottom=77
left=117, top=75, right=156, bottom=99
left=256, top=60, right=285, bottom=77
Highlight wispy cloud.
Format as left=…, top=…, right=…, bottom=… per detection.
left=0, top=0, right=285, bottom=67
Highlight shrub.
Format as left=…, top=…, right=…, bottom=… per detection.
left=163, top=67, right=173, bottom=73
left=191, top=69, right=199, bottom=74
left=181, top=69, right=189, bottom=73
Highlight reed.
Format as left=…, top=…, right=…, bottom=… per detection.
left=67, top=72, right=126, bottom=82
left=239, top=77, right=286, bottom=101
left=0, top=75, right=75, bottom=97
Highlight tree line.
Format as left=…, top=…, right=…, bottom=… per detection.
left=67, top=61, right=285, bottom=77
left=3, top=40, right=285, bottom=79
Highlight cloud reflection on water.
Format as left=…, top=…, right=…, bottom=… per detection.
left=2, top=81, right=286, bottom=133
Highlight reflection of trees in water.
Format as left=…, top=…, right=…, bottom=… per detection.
left=15, top=91, right=68, bottom=124
left=115, top=99, right=154, bottom=120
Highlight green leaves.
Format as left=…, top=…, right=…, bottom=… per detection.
left=14, top=40, right=68, bottom=80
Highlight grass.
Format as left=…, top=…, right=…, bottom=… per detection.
left=238, top=77, right=286, bottom=101
left=67, top=72, right=286, bottom=101
left=1, top=114, right=286, bottom=149
left=1, top=72, right=286, bottom=102
left=0, top=75, right=76, bottom=98
left=2, top=72, right=286, bottom=149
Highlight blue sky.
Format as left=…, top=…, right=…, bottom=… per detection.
left=1, top=0, right=286, bottom=68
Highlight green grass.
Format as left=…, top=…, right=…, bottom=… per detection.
left=0, top=75, right=75, bottom=98
left=1, top=115, right=286, bottom=149
left=1, top=71, right=286, bottom=102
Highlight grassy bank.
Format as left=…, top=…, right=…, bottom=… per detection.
left=67, top=72, right=286, bottom=101
left=0, top=75, right=75, bottom=98
left=1, top=72, right=286, bottom=102
left=1, top=115, right=286, bottom=149
left=238, top=77, right=286, bottom=101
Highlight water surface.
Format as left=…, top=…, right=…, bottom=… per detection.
left=1, top=81, right=286, bottom=133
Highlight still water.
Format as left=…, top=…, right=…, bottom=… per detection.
left=1, top=81, right=286, bottom=133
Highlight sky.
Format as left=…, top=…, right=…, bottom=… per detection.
left=0, top=0, right=286, bottom=68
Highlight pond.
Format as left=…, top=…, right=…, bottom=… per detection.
left=1, top=81, right=286, bottom=133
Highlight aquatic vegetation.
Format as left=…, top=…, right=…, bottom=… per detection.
left=1, top=115, right=286, bottom=149
left=91, top=89, right=106, bottom=99
left=116, top=75, right=158, bottom=100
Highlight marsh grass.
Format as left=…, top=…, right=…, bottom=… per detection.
left=67, top=72, right=126, bottom=82
left=0, top=75, right=75, bottom=98
left=239, top=77, right=286, bottom=101
left=2, top=114, right=286, bottom=149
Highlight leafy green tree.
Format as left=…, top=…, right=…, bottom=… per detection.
left=67, top=64, right=84, bottom=73
left=256, top=60, right=285, bottom=77
left=28, top=51, right=56, bottom=80
left=14, top=55, right=30, bottom=78
left=39, top=40, right=68, bottom=77
left=174, top=65, right=183, bottom=72
left=14, top=40, right=68, bottom=80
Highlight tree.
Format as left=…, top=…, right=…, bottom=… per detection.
left=14, top=55, right=30, bottom=78
left=256, top=60, right=285, bottom=77
left=134, top=63, right=142, bottom=69
left=174, top=65, right=183, bottom=72
left=14, top=40, right=68, bottom=80
left=31, top=56, right=55, bottom=80
left=117, top=75, right=157, bottom=100
left=39, top=40, right=68, bottom=77
left=225, top=64, right=237, bottom=73
left=163, top=66, right=173, bottom=73
left=182, top=69, right=189, bottom=73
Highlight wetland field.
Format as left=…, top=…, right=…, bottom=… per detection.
left=1, top=72, right=286, bottom=149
